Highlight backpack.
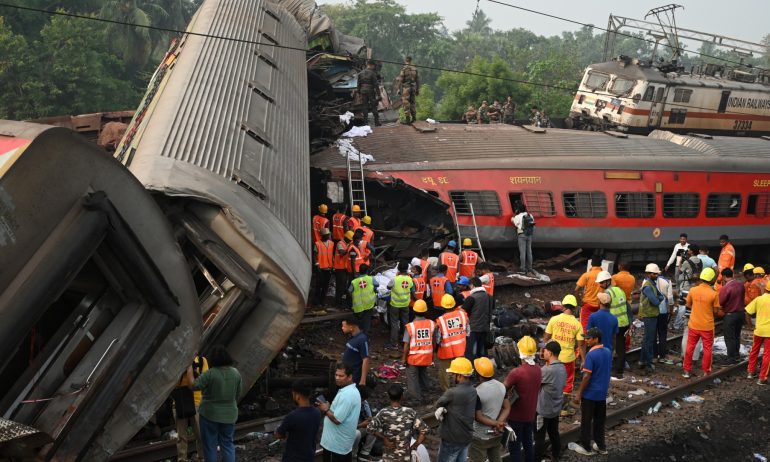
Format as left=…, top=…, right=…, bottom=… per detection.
left=522, top=213, right=535, bottom=236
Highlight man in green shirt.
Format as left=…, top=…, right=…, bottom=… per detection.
left=349, top=264, right=378, bottom=335
left=387, top=261, right=415, bottom=348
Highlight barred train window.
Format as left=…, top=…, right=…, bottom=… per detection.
left=449, top=190, right=501, bottom=216
left=668, top=108, right=687, bottom=124
left=673, top=89, right=693, bottom=103
left=523, top=191, right=556, bottom=217
left=706, top=193, right=741, bottom=218
left=748, top=193, right=770, bottom=217
left=563, top=192, right=607, bottom=218
left=615, top=192, right=655, bottom=218
left=663, top=193, right=700, bottom=218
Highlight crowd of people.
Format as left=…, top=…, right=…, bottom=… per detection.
left=462, top=101, right=551, bottom=128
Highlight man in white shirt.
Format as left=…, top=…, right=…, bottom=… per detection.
left=511, top=202, right=535, bottom=276
left=664, top=233, right=689, bottom=284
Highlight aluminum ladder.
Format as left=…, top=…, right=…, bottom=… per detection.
left=452, top=202, right=485, bottom=261
left=346, top=153, right=367, bottom=216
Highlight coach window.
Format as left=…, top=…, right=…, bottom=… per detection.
left=450, top=190, right=501, bottom=216
left=673, top=89, right=693, bottom=103
left=706, top=193, right=741, bottom=217
left=654, top=87, right=665, bottom=103
left=668, top=109, right=687, bottom=124
left=510, top=191, right=556, bottom=217
left=563, top=192, right=607, bottom=218
left=609, top=78, right=636, bottom=96
left=615, top=192, right=655, bottom=218
left=642, top=86, right=655, bottom=102
left=584, top=71, right=610, bottom=91
left=663, top=193, right=700, bottom=218
left=747, top=193, right=770, bottom=217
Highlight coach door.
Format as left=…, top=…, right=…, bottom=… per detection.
left=647, top=86, right=668, bottom=128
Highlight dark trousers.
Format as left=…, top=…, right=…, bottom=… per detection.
left=355, top=309, right=373, bottom=337
left=465, top=331, right=488, bottom=361
left=723, top=311, right=745, bottom=362
left=614, top=326, right=629, bottom=375
left=653, top=312, right=670, bottom=358
left=508, top=420, right=534, bottom=462
left=314, top=268, right=332, bottom=305
left=534, top=415, right=560, bottom=461
left=406, top=364, right=430, bottom=402
left=580, top=398, right=606, bottom=451
left=640, top=317, right=657, bottom=367
left=334, top=269, right=348, bottom=307
left=322, top=448, right=352, bottom=462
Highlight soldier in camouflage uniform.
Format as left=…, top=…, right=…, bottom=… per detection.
left=488, top=100, right=502, bottom=123
left=463, top=105, right=478, bottom=124
left=502, top=95, right=516, bottom=125
left=397, top=56, right=419, bottom=124
left=357, top=60, right=381, bottom=127
left=477, top=101, right=490, bottom=124
left=367, top=385, right=429, bottom=462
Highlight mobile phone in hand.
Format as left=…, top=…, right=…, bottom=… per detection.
left=316, top=395, right=327, bottom=404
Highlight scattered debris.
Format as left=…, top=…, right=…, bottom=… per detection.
left=626, top=419, right=642, bottom=424
left=683, top=394, right=705, bottom=404
left=671, top=400, right=681, bottom=409
left=628, top=388, right=647, bottom=396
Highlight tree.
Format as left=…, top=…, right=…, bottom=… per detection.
left=415, top=84, right=435, bottom=120
left=99, top=0, right=167, bottom=71
left=436, top=56, right=530, bottom=119
left=0, top=17, right=43, bottom=119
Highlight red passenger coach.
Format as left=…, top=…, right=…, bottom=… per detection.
left=312, top=124, right=770, bottom=250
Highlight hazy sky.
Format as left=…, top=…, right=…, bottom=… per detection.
left=317, top=0, right=768, bottom=44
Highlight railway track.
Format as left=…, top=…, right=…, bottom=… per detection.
left=112, top=323, right=732, bottom=461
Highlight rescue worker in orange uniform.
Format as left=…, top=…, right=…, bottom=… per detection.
left=717, top=234, right=736, bottom=283
left=360, top=215, right=375, bottom=245
left=753, top=267, right=768, bottom=297
left=312, top=204, right=330, bottom=244
left=435, top=294, right=469, bottom=391
left=402, top=299, right=436, bottom=403
left=576, top=256, right=604, bottom=332
left=477, top=262, right=495, bottom=310
left=410, top=264, right=428, bottom=310
left=439, top=240, right=460, bottom=283
left=744, top=264, right=760, bottom=305
left=345, top=204, right=363, bottom=232
left=430, top=264, right=454, bottom=309
left=419, top=248, right=432, bottom=280
left=348, top=229, right=372, bottom=275
left=331, top=206, right=348, bottom=242
left=313, top=228, right=334, bottom=305
left=458, top=238, right=479, bottom=279
left=334, top=231, right=353, bottom=306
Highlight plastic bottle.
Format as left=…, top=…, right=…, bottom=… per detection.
left=653, top=402, right=663, bottom=413
left=671, top=400, right=681, bottom=409
left=568, top=442, right=579, bottom=451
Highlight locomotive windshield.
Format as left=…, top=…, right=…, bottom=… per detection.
left=584, top=71, right=610, bottom=90
left=609, top=77, right=636, bottom=96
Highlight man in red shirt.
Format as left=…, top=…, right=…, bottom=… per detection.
left=504, top=336, right=542, bottom=462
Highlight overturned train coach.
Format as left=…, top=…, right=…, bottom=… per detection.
left=0, top=0, right=311, bottom=459
left=312, top=123, right=770, bottom=250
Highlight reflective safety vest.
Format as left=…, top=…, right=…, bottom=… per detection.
left=391, top=274, right=414, bottom=308
left=315, top=240, right=334, bottom=269
left=360, top=226, right=374, bottom=246
left=437, top=309, right=469, bottom=359
left=420, top=259, right=430, bottom=278
left=406, top=318, right=436, bottom=366
left=638, top=279, right=660, bottom=318
left=358, top=240, right=371, bottom=266
left=347, top=216, right=361, bottom=231
left=459, top=250, right=478, bottom=278
left=440, top=252, right=459, bottom=283
left=607, top=286, right=629, bottom=327
left=331, top=213, right=347, bottom=241
left=430, top=276, right=448, bottom=307
left=351, top=275, right=376, bottom=313
left=333, top=240, right=349, bottom=270
left=312, top=215, right=329, bottom=243
left=411, top=276, right=426, bottom=306
left=482, top=272, right=495, bottom=296
left=347, top=241, right=363, bottom=272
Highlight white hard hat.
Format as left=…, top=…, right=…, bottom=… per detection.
left=595, top=270, right=612, bottom=283
left=411, top=257, right=421, bottom=267
left=645, top=263, right=661, bottom=274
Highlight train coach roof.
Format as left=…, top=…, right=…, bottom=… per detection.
left=311, top=124, right=770, bottom=173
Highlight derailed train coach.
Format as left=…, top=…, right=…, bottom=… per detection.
left=0, top=0, right=313, bottom=459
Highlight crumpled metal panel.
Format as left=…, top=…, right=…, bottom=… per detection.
left=649, top=129, right=770, bottom=158
left=0, top=418, right=39, bottom=443
left=117, top=0, right=311, bottom=296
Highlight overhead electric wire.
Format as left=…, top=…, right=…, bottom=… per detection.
left=485, top=0, right=769, bottom=71
left=0, top=2, right=764, bottom=119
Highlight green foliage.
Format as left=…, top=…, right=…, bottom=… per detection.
left=0, top=17, right=42, bottom=119
left=415, top=84, right=435, bottom=120
left=435, top=56, right=530, bottom=119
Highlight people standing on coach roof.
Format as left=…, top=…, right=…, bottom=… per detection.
left=664, top=233, right=690, bottom=283
left=193, top=345, right=242, bottom=462
left=638, top=263, right=663, bottom=374
left=318, top=362, right=362, bottom=461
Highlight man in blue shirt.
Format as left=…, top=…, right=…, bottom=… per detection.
left=275, top=379, right=322, bottom=462
left=341, top=317, right=369, bottom=387
left=697, top=247, right=718, bottom=270
left=318, top=363, right=362, bottom=461
left=571, top=328, right=612, bottom=457
left=587, top=292, right=619, bottom=353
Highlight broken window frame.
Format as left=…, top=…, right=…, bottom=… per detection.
left=747, top=193, right=770, bottom=217
left=449, top=190, right=502, bottom=216
left=562, top=191, right=608, bottom=218
left=706, top=193, right=742, bottom=218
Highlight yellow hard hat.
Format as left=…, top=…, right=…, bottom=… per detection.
left=743, top=263, right=755, bottom=272
left=351, top=204, right=361, bottom=213
left=473, top=357, right=495, bottom=378
left=362, top=215, right=372, bottom=225
left=413, top=299, right=428, bottom=313
left=517, top=336, right=537, bottom=356
left=440, top=294, right=456, bottom=309
left=446, top=357, right=473, bottom=376
left=754, top=267, right=766, bottom=275
left=344, top=230, right=354, bottom=240
left=561, top=294, right=577, bottom=308
left=318, top=204, right=328, bottom=213
left=700, top=267, right=716, bottom=282
left=463, top=238, right=472, bottom=247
